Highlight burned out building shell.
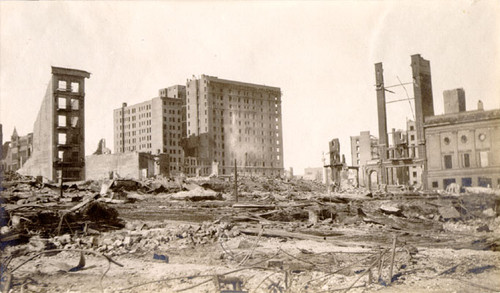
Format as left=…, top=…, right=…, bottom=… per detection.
left=19, top=67, right=90, bottom=182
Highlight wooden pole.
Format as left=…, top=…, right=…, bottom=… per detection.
left=389, top=234, right=397, bottom=284
left=377, top=250, right=384, bottom=282
left=59, top=167, right=64, bottom=199
left=234, top=159, right=238, bottom=202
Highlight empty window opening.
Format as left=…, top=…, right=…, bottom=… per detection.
left=461, top=177, right=472, bottom=187
left=71, top=116, right=79, bottom=127
left=479, top=151, right=489, bottom=167
left=58, top=133, right=67, bottom=145
left=58, top=80, right=67, bottom=90
left=443, top=178, right=456, bottom=189
left=71, top=99, right=79, bottom=110
left=478, top=177, right=492, bottom=188
left=71, top=82, right=79, bottom=93
left=58, top=150, right=65, bottom=160
left=58, top=115, right=66, bottom=127
left=444, top=155, right=452, bottom=169
left=58, top=98, right=67, bottom=109
left=463, top=153, right=470, bottom=168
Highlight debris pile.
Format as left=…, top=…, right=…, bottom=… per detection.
left=1, top=173, right=499, bottom=292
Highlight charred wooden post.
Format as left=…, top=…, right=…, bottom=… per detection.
left=234, top=159, right=238, bottom=203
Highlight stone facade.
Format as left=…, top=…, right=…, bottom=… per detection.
left=425, top=95, right=500, bottom=190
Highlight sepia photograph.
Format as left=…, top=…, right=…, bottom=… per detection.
left=0, top=1, right=499, bottom=292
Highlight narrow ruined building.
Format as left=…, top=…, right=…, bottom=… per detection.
left=19, top=67, right=90, bottom=182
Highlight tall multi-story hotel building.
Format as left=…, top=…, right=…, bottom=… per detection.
left=183, top=75, right=284, bottom=177
left=113, top=85, right=185, bottom=174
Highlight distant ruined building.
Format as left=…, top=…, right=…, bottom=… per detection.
left=363, top=54, right=500, bottom=190
left=1, top=128, right=33, bottom=173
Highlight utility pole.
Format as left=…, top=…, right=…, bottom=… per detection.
left=234, top=159, right=238, bottom=202
left=121, top=102, right=126, bottom=153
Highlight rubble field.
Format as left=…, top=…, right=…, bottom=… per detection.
left=1, top=172, right=499, bottom=292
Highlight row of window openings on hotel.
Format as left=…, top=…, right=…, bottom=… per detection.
left=186, top=89, right=279, bottom=103
left=58, top=80, right=80, bottom=93
left=118, top=112, right=278, bottom=125
left=119, top=106, right=179, bottom=115
left=187, top=120, right=279, bottom=129
left=118, top=123, right=182, bottom=131
left=189, top=82, right=279, bottom=97
left=118, top=131, right=181, bottom=139
left=118, top=121, right=151, bottom=130
left=118, top=116, right=151, bottom=123
left=120, top=105, right=151, bottom=114
left=187, top=112, right=279, bottom=123
left=118, top=135, right=152, bottom=142
left=188, top=104, right=280, bottom=114
left=188, top=124, right=280, bottom=136
left=443, top=152, right=489, bottom=169
left=206, top=158, right=279, bottom=167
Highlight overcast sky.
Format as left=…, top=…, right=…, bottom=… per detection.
left=1, top=1, right=499, bottom=174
